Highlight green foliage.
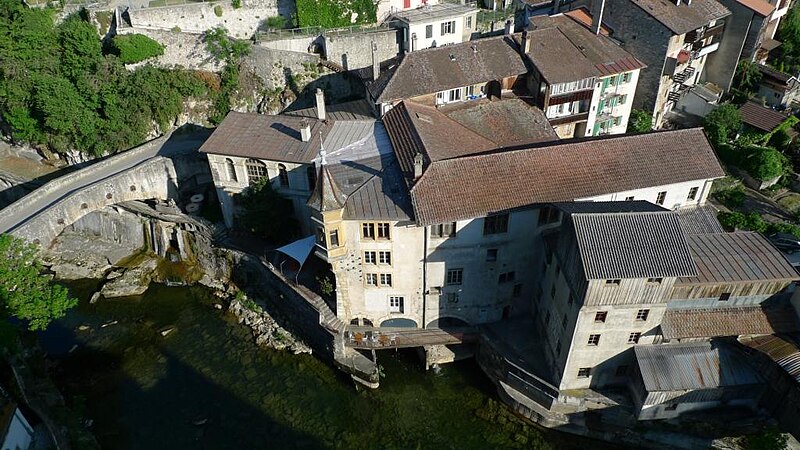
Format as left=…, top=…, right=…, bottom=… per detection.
left=111, top=34, right=165, bottom=64
left=231, top=0, right=241, bottom=8
left=744, top=427, right=789, bottom=450
left=316, top=276, right=335, bottom=296
left=237, top=178, right=298, bottom=243
left=203, top=26, right=250, bottom=63
left=626, top=109, right=653, bottom=133
left=734, top=60, right=763, bottom=94
left=704, top=103, right=742, bottom=146
left=715, top=184, right=746, bottom=208
left=263, top=15, right=287, bottom=29
left=744, top=145, right=787, bottom=181
left=295, top=0, right=377, bottom=28
left=718, top=211, right=767, bottom=232
left=0, top=234, right=77, bottom=334
left=775, top=4, right=800, bottom=74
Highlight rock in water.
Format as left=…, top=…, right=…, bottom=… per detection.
left=89, top=292, right=101, bottom=304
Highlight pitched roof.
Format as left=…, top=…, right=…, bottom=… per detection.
left=284, top=99, right=376, bottom=121
left=390, top=2, right=477, bottom=23
left=634, top=341, right=762, bottom=392
left=676, top=205, right=725, bottom=234
left=570, top=211, right=697, bottom=279
left=739, top=333, right=800, bottom=382
left=409, top=128, right=725, bottom=226
left=198, top=112, right=326, bottom=163
left=736, top=0, right=775, bottom=17
left=564, top=7, right=610, bottom=35
left=368, top=35, right=527, bottom=103
left=739, top=101, right=789, bottom=132
left=526, top=15, right=646, bottom=83
left=629, top=0, right=730, bottom=35
left=307, top=165, right=347, bottom=212
left=678, top=232, right=798, bottom=284
left=553, top=200, right=667, bottom=215
left=440, top=98, right=559, bottom=147
left=757, top=63, right=794, bottom=85
left=661, top=306, right=799, bottom=339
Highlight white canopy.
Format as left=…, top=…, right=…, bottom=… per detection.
left=275, top=235, right=316, bottom=266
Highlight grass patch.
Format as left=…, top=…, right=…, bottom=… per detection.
left=778, top=193, right=800, bottom=213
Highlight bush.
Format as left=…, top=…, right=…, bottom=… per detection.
left=231, top=0, right=241, bottom=8
left=263, top=15, right=287, bottom=29
left=718, top=211, right=767, bottom=232
left=214, top=5, right=223, bottom=16
left=744, top=146, right=787, bottom=181
left=744, top=427, right=789, bottom=450
left=627, top=109, right=653, bottom=133
left=237, top=178, right=298, bottom=243
left=704, top=104, right=742, bottom=146
left=111, top=34, right=165, bottom=64
left=295, top=0, right=377, bottom=27
left=715, top=185, right=746, bottom=208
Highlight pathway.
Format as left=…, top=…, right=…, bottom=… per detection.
left=344, top=326, right=478, bottom=349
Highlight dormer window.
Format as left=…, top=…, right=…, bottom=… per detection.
left=278, top=163, right=289, bottom=187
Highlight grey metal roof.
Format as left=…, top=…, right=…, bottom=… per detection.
left=553, top=200, right=667, bottom=215
left=676, top=205, right=725, bottom=234
left=284, top=99, right=376, bottom=121
left=391, top=3, right=477, bottom=23
left=739, top=333, right=800, bottom=382
left=678, top=232, right=799, bottom=284
left=571, top=211, right=698, bottom=280
left=634, top=341, right=763, bottom=392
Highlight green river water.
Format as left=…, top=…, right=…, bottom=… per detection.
left=40, top=282, right=605, bottom=450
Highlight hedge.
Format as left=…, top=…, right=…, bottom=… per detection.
left=112, top=34, right=165, bottom=64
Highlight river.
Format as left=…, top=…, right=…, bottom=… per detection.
left=39, top=281, right=607, bottom=450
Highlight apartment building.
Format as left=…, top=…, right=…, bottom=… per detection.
left=524, top=13, right=646, bottom=137
left=389, top=3, right=478, bottom=52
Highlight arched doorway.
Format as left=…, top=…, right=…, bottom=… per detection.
left=427, top=317, right=469, bottom=330
left=380, top=318, right=418, bottom=328
left=485, top=80, right=502, bottom=100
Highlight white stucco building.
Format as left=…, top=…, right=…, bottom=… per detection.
left=389, top=3, right=478, bottom=52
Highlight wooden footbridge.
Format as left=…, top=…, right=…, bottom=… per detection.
left=344, top=326, right=479, bottom=350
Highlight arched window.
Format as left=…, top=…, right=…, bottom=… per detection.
left=307, top=166, right=317, bottom=191
left=225, top=158, right=237, bottom=182
left=245, top=158, right=267, bottom=186
left=278, top=163, right=289, bottom=187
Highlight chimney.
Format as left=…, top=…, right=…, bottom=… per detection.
left=300, top=119, right=311, bottom=142
left=521, top=29, right=530, bottom=54
left=590, top=0, right=606, bottom=35
left=315, top=88, right=326, bottom=121
left=371, top=41, right=380, bottom=82
left=411, top=33, right=418, bottom=52
left=504, top=19, right=512, bottom=36
left=413, top=152, right=423, bottom=179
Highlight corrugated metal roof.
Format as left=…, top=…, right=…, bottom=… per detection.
left=635, top=341, right=763, bottom=392
left=284, top=99, right=375, bottom=121
left=676, top=205, right=725, bottom=234
left=553, top=200, right=667, bottom=215
left=739, top=334, right=800, bottom=382
left=391, top=3, right=476, bottom=23
left=662, top=306, right=799, bottom=339
left=679, top=232, right=799, bottom=284
left=571, top=211, right=698, bottom=280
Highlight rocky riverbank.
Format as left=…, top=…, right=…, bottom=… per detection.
left=227, top=295, right=312, bottom=355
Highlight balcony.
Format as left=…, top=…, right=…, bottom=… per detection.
left=672, top=66, right=696, bottom=84
left=684, top=23, right=724, bottom=44
left=548, top=111, right=589, bottom=125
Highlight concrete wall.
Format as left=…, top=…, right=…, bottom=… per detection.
left=578, top=178, right=714, bottom=210
left=323, top=28, right=400, bottom=70
left=397, top=12, right=476, bottom=51
left=704, top=1, right=764, bottom=92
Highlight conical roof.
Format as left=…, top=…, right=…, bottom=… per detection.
left=307, top=164, right=347, bottom=212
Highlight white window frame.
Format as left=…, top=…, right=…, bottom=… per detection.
left=378, top=251, right=392, bottom=265
left=389, top=296, right=404, bottom=313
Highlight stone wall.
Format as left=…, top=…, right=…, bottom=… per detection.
left=322, top=28, right=399, bottom=70
left=118, top=27, right=224, bottom=72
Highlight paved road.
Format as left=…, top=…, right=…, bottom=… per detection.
left=0, top=132, right=209, bottom=236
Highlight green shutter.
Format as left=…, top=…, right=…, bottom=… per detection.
left=593, top=123, right=601, bottom=136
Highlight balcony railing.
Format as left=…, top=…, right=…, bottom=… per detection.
left=548, top=111, right=589, bottom=125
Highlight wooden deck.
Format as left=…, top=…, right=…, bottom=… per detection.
left=344, top=326, right=478, bottom=349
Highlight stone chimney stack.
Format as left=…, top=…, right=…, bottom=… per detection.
left=521, top=29, right=530, bottom=54
left=300, top=119, right=311, bottom=142
left=591, top=0, right=606, bottom=35
left=371, top=41, right=380, bottom=82
left=411, top=33, right=418, bottom=52
left=413, top=152, right=424, bottom=179
left=315, top=88, right=326, bottom=121
left=504, top=19, right=512, bottom=36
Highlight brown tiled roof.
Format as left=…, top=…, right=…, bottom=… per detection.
left=737, top=0, right=774, bottom=17
left=409, top=128, right=724, bottom=225
left=198, top=112, right=326, bottom=163
left=629, top=0, right=730, bottom=35
left=564, top=7, right=610, bottom=35
left=678, top=232, right=798, bottom=284
left=526, top=15, right=646, bottom=83
left=662, top=306, right=799, bottom=339
left=439, top=98, right=559, bottom=147
left=571, top=211, right=698, bottom=279
left=368, top=35, right=527, bottom=103
left=383, top=101, right=496, bottom=177
left=758, top=63, right=793, bottom=84
left=739, top=101, right=789, bottom=132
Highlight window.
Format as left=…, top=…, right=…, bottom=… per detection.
left=316, top=227, right=326, bottom=246
left=483, top=213, right=509, bottom=235
left=245, top=158, right=267, bottom=185
left=587, top=334, right=601, bottom=345
left=636, top=309, right=650, bottom=321
left=486, top=249, right=498, bottom=262
left=225, top=158, right=237, bottom=182
left=365, top=274, right=378, bottom=286
left=446, top=268, right=463, bottom=285
left=622, top=72, right=632, bottom=83
left=625, top=196, right=635, bottom=201
left=362, top=223, right=375, bottom=239
left=379, top=251, right=391, bottom=265
left=465, top=16, right=472, bottom=28
left=441, top=20, right=455, bottom=35
left=425, top=24, right=433, bottom=38
left=364, top=251, right=377, bottom=264
left=278, top=163, right=289, bottom=187
left=377, top=222, right=391, bottom=239
left=719, top=292, right=731, bottom=301
left=499, top=271, right=515, bottom=284
left=687, top=186, right=699, bottom=201
left=646, top=278, right=663, bottom=284
left=615, top=365, right=629, bottom=377
left=431, top=222, right=456, bottom=238
left=513, top=284, right=522, bottom=297
left=307, top=166, right=317, bottom=191
left=389, top=296, right=404, bottom=313
left=619, top=94, right=628, bottom=104
left=595, top=311, right=607, bottom=323
left=465, top=85, right=475, bottom=97
left=577, top=367, right=592, bottom=378
left=447, top=88, right=461, bottom=103
left=605, top=279, right=621, bottom=286
left=656, top=191, right=667, bottom=205
left=446, top=292, right=459, bottom=304
left=380, top=273, right=393, bottom=287
left=329, top=230, right=340, bottom=247
left=628, top=332, right=641, bottom=344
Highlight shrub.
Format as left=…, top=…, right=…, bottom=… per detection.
left=715, top=185, right=746, bottom=208
left=704, top=104, right=742, bottom=146
left=231, top=0, right=241, bottom=8
left=718, top=211, right=767, bottom=232
left=744, top=146, right=787, bottom=181
left=263, top=15, right=287, bottom=29
left=236, top=178, right=298, bottom=243
left=111, top=34, right=165, bottom=64
left=627, top=109, right=653, bottom=133
left=214, top=5, right=223, bottom=16
left=295, top=0, right=376, bottom=27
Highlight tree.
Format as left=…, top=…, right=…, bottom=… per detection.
left=745, top=145, right=787, bottom=180
left=744, top=427, right=789, bottom=450
left=237, top=178, right=298, bottom=243
left=704, top=104, right=742, bottom=146
left=0, top=234, right=77, bottom=333
left=111, top=34, right=165, bottom=64
left=627, top=109, right=653, bottom=133
left=734, top=60, right=763, bottom=94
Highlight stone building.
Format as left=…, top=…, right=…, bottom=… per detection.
left=580, top=0, right=730, bottom=128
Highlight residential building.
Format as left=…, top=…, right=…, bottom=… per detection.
left=756, top=63, right=800, bottom=107
left=389, top=3, right=478, bottom=52
left=376, top=0, right=439, bottom=23
left=366, top=35, right=528, bottom=115
left=739, top=100, right=793, bottom=134
left=583, top=0, right=730, bottom=128
left=524, top=14, right=646, bottom=138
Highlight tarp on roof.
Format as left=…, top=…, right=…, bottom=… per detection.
left=276, top=235, right=316, bottom=266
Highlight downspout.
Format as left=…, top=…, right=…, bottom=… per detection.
left=422, top=226, right=428, bottom=329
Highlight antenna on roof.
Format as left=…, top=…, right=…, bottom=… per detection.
left=318, top=130, right=327, bottom=166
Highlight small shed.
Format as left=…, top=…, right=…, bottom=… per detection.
left=738, top=101, right=790, bottom=133
left=629, top=341, right=765, bottom=420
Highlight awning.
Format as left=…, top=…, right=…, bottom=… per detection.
left=275, top=235, right=316, bottom=266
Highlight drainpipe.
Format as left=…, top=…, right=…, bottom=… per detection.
left=422, top=227, right=428, bottom=329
